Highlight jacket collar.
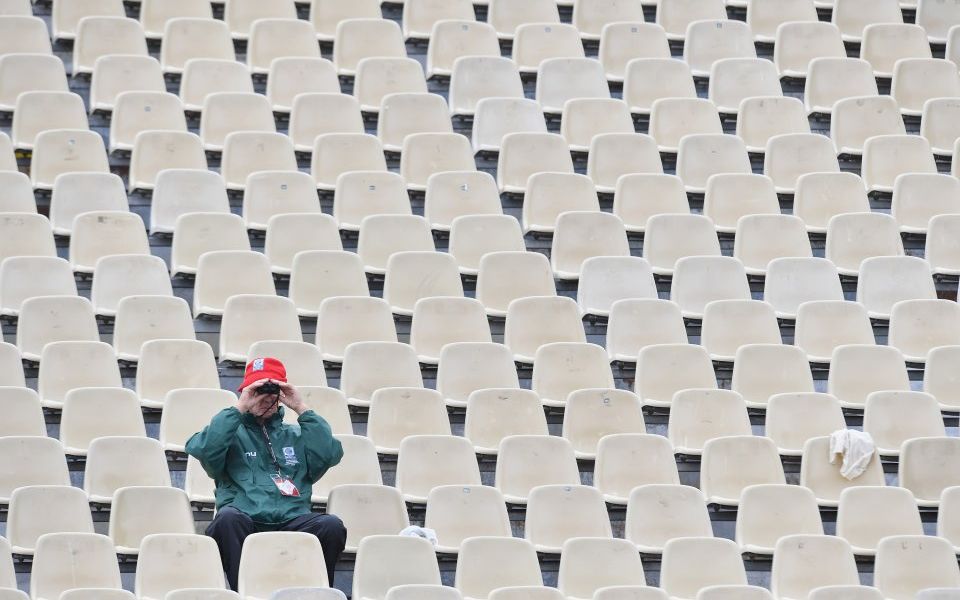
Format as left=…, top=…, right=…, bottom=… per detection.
left=239, top=406, right=286, bottom=429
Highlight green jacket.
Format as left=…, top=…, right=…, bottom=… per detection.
left=186, top=406, right=344, bottom=526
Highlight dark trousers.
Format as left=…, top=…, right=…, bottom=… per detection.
left=206, top=506, right=348, bottom=591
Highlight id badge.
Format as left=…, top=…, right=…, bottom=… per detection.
left=271, top=474, right=301, bottom=497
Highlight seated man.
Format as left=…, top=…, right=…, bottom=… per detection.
left=187, top=357, right=347, bottom=590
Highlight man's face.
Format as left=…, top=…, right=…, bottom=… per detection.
left=250, top=386, right=280, bottom=419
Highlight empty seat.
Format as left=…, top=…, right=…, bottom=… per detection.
left=267, top=58, right=340, bottom=114
left=109, top=91, right=186, bottom=153
left=939, top=486, right=960, bottom=550
left=732, top=344, right=816, bottom=409
left=377, top=93, right=453, bottom=153
left=383, top=251, right=464, bottom=316
left=135, top=534, right=226, bottom=600
left=598, top=23, right=671, bottom=81
left=334, top=171, right=410, bottom=231
left=0, top=437, right=70, bottom=504
left=238, top=532, right=328, bottom=598
left=221, top=132, right=298, bottom=191
left=0, top=387, right=45, bottom=437
left=57, top=591, right=135, bottom=600
left=861, top=24, right=933, bottom=78
left=656, top=0, right=727, bottom=40
left=794, top=173, right=871, bottom=234
left=891, top=173, right=960, bottom=234
left=367, top=388, right=452, bottom=454
left=0, top=54, right=69, bottom=113
left=922, top=98, right=960, bottom=156
left=522, top=172, right=599, bottom=234
left=927, top=214, right=960, bottom=277
left=863, top=134, right=937, bottom=194
left=310, top=439, right=383, bottom=505
left=764, top=133, right=841, bottom=194
left=917, top=0, right=960, bottom=43
left=223, top=0, right=296, bottom=40
left=606, top=299, right=687, bottom=362
left=68, top=210, right=150, bottom=274
left=7, top=485, right=94, bottom=555
left=560, top=98, right=634, bottom=153
left=574, top=0, right=646, bottom=41
left=29, top=533, right=122, bottom=600
left=623, top=484, right=712, bottom=554
left=551, top=212, right=631, bottom=280
left=127, top=132, right=206, bottom=192
left=701, top=436, right=786, bottom=506
left=536, top=58, right=610, bottom=115
left=497, top=132, right=574, bottom=194
left=437, top=344, right=520, bottom=410
left=825, top=213, right=905, bottom=277
left=495, top=435, right=580, bottom=504
left=31, top=129, right=110, bottom=190
left=736, top=484, right=823, bottom=555
left=315, top=296, right=396, bottom=363
left=15, top=295, right=100, bottom=363
left=218, top=295, right=302, bottom=363
left=623, top=58, right=697, bottom=116
left=0, top=171, right=34, bottom=213
left=400, top=132, right=475, bottom=193
left=139, top=0, right=212, bottom=38
left=709, top=58, right=782, bottom=115
left=424, top=485, right=512, bottom=553
left=463, top=388, right=546, bottom=453
left=888, top=299, right=960, bottom=362
left=48, top=172, right=128, bottom=236
left=60, top=387, right=146, bottom=455
left=531, top=342, right=615, bottom=408
left=648, top=98, right=723, bottom=154
left=312, top=134, right=387, bottom=192
left=874, top=536, right=960, bottom=600
left=806, top=59, right=880, bottom=117
left=193, top=251, right=275, bottom=317
left=773, top=22, right=846, bottom=78
left=700, top=301, right=782, bottom=362
left=0, top=15, right=52, bottom=56
left=84, top=436, right=170, bottom=503
left=353, top=536, right=442, bottom=600
left=524, top=485, right=613, bottom=553
left=925, top=345, right=960, bottom=410
left=832, top=0, right=903, bottom=42
left=169, top=212, right=249, bottom=277
left=670, top=256, right=751, bottom=319
left=898, top=437, right=960, bottom=506
left=891, top=58, right=960, bottom=116
left=512, top=23, right=584, bottom=74
left=309, top=0, right=381, bottom=42
left=385, top=587, right=460, bottom=600
left=660, top=537, right=748, bottom=600
left=339, top=341, right=423, bottom=407
left=794, top=301, right=875, bottom=363
left=737, top=97, right=811, bottom=154
left=634, top=343, right=717, bottom=407
left=702, top=174, right=780, bottom=234
left=734, top=216, right=814, bottom=277
left=288, top=94, right=363, bottom=152
left=471, top=98, right=546, bottom=154
left=475, top=251, right=556, bottom=317
left=586, top=133, right=663, bottom=194
left=831, top=96, right=904, bottom=155
left=73, top=17, right=148, bottom=75
left=110, top=488, right=195, bottom=556
left=836, top=487, right=924, bottom=555
left=576, top=257, right=657, bottom=318
left=160, top=18, right=235, bottom=74
left=829, top=344, right=910, bottom=408
left=200, top=92, right=276, bottom=152
left=594, top=434, right=681, bottom=505
left=684, top=20, right=757, bottom=78
left=179, top=59, right=254, bottom=113
left=90, top=255, right=173, bottom=317
left=676, top=134, right=752, bottom=194
left=487, top=0, right=560, bottom=39
left=504, top=296, right=586, bottom=364
left=354, top=57, right=427, bottom=113
left=11, top=91, right=88, bottom=152
left=423, top=171, right=502, bottom=232
left=246, top=19, right=320, bottom=75
left=856, top=256, right=936, bottom=320
left=426, top=21, right=500, bottom=79
left=333, top=18, right=407, bottom=76
left=36, top=350, right=121, bottom=409
left=668, top=389, right=751, bottom=455
left=453, top=213, right=525, bottom=272
left=281, top=388, right=352, bottom=433
left=800, top=436, right=886, bottom=507
left=395, top=435, right=482, bottom=503
left=410, top=297, right=491, bottom=364
left=0, top=256, right=77, bottom=319
left=612, top=174, right=690, bottom=233
left=770, top=535, right=861, bottom=600
left=449, top=57, right=524, bottom=118
left=159, top=388, right=236, bottom=452
left=357, top=214, right=434, bottom=276
left=455, top=537, right=543, bottom=600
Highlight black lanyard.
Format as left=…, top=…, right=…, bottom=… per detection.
left=259, top=422, right=285, bottom=476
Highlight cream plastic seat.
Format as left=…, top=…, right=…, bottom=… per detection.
left=184, top=455, right=216, bottom=505
left=357, top=214, right=433, bottom=275
left=310, top=438, right=383, bottom=504
left=598, top=22, right=671, bottom=83
left=558, top=540, right=646, bottom=600
left=309, top=0, right=381, bottom=43
left=559, top=388, right=644, bottom=458
left=874, top=536, right=960, bottom=600
left=574, top=0, right=646, bottom=41
left=698, top=587, right=773, bottom=600
left=455, top=537, right=543, bottom=600
left=495, top=435, right=580, bottom=504
left=221, top=132, right=298, bottom=191
left=463, top=388, right=546, bottom=453
left=700, top=301, right=782, bottom=362
left=265, top=215, right=340, bottom=275
left=30, top=344, right=114, bottom=407
left=128, top=131, right=206, bottom=192
left=795, top=301, right=876, bottom=363
left=503, top=296, right=586, bottom=364
left=734, top=216, right=813, bottom=276
left=73, top=17, right=148, bottom=75
left=731, top=344, right=816, bottom=409
left=765, top=392, right=846, bottom=456
left=6, top=485, right=94, bottom=555
left=449, top=57, right=524, bottom=118
left=898, top=437, right=960, bottom=506
left=832, top=0, right=903, bottom=42
left=891, top=173, right=960, bottom=234
left=471, top=98, right=547, bottom=154
left=634, top=343, right=717, bottom=408
left=60, top=387, right=146, bottom=455
left=917, top=0, right=960, bottom=43
left=773, top=22, right=846, bottom=78
left=660, top=538, right=748, bottom=600
left=606, top=299, right=688, bottom=362
left=160, top=18, right=235, bottom=74
left=218, top=295, right=302, bottom=363
left=922, top=98, right=960, bottom=156
left=30, top=129, right=110, bottom=191
left=136, top=339, right=220, bottom=408
left=624, top=484, right=712, bottom=554
left=312, top=133, right=388, bottom=191
left=267, top=57, right=340, bottom=114
left=448, top=217, right=521, bottom=273
left=178, top=59, right=254, bottom=113
left=0, top=54, right=68, bottom=113
left=804, top=58, right=879, bottom=116
left=939, top=486, right=960, bottom=550
left=891, top=58, right=960, bottom=117
left=367, top=389, right=452, bottom=455
left=108, top=91, right=186, bottom=153
left=828, top=344, right=910, bottom=408
left=860, top=24, right=933, bottom=78
left=153, top=171, right=229, bottom=235
left=736, top=97, right=810, bottom=153
left=916, top=590, right=960, bottom=600
left=656, top=0, right=727, bottom=41
left=281, top=387, right=352, bottom=432
left=524, top=485, right=613, bottom=553
left=354, top=57, right=427, bottom=113
left=409, top=297, right=491, bottom=364
left=675, top=134, right=752, bottom=194
left=110, top=488, right=195, bottom=556
left=824, top=213, right=904, bottom=277
left=927, top=214, right=960, bottom=277
left=383, top=251, right=464, bottom=316
left=426, top=20, right=500, bottom=79
left=49, top=172, right=128, bottom=236
left=0, top=15, right=52, bottom=56
left=438, top=343, right=520, bottom=410
left=889, top=299, right=960, bottom=362
left=199, top=92, right=276, bottom=152
left=793, top=172, right=870, bottom=234
left=340, top=341, right=423, bottom=407
left=384, top=586, right=460, bottom=600
left=333, top=18, right=407, bottom=77
left=862, top=134, right=937, bottom=194
left=763, top=133, right=840, bottom=194
left=512, top=23, right=584, bottom=74
left=0, top=172, right=35, bottom=213
left=576, top=257, right=657, bottom=318
left=242, top=171, right=322, bottom=232
left=0, top=342, right=25, bottom=388
left=246, top=19, right=320, bottom=75
left=315, top=297, right=396, bottom=363
left=669, top=256, right=751, bottom=319
left=139, top=0, right=212, bottom=38
left=377, top=93, right=453, bottom=153
left=69, top=210, right=150, bottom=274
left=708, top=58, right=782, bottom=115
left=29, top=533, right=122, bottom=600
left=648, top=98, right=723, bottom=154
left=623, top=58, right=697, bottom=116
left=830, top=96, right=904, bottom=155
left=924, top=345, right=960, bottom=410
left=158, top=388, right=236, bottom=452
left=238, top=532, right=328, bottom=599
left=551, top=211, right=630, bottom=280
left=90, top=255, right=173, bottom=317
left=475, top=251, right=556, bottom=317
left=423, top=171, right=501, bottom=231
left=0, top=437, right=70, bottom=504
left=800, top=436, right=886, bottom=507
left=325, top=484, right=410, bottom=550
left=11, top=92, right=88, bottom=152
left=291, top=251, right=369, bottom=318
left=487, top=0, right=559, bottom=39
left=807, top=587, right=884, bottom=600
left=57, top=591, right=135, bottom=600
left=770, top=535, right=860, bottom=600
left=193, top=251, right=275, bottom=317
left=536, top=58, right=610, bottom=115
left=400, top=133, right=476, bottom=193
left=396, top=435, right=482, bottom=503
left=701, top=174, right=780, bottom=234
left=15, top=294, right=100, bottom=362
left=856, top=256, right=936, bottom=319
left=288, top=94, right=363, bottom=151
left=836, top=487, right=924, bottom=556
left=668, top=389, right=751, bottom=455
left=736, top=484, right=823, bottom=555
left=700, top=436, right=786, bottom=506
left=595, top=434, right=680, bottom=505
left=0, top=256, right=77, bottom=318
left=592, top=588, right=670, bottom=600
left=135, top=534, right=227, bottom=600
left=531, top=343, right=615, bottom=408
left=497, top=132, right=574, bottom=194
left=612, top=174, right=690, bottom=233
left=170, top=212, right=250, bottom=277
left=0, top=387, right=45, bottom=437
left=83, top=436, right=171, bottom=503
left=424, top=485, right=512, bottom=553
left=245, top=341, right=327, bottom=388
left=586, top=133, right=663, bottom=194
left=522, top=173, right=599, bottom=234
left=560, top=98, right=634, bottom=153
left=223, top=0, right=296, bottom=40
left=353, top=536, right=441, bottom=600
left=683, top=20, right=756, bottom=78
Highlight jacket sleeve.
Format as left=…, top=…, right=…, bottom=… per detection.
left=298, top=410, right=344, bottom=483
left=185, top=407, right=243, bottom=480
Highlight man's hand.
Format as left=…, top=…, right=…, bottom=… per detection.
left=275, top=380, right=309, bottom=415
left=237, top=382, right=263, bottom=414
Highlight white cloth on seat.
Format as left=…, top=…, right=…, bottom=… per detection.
left=399, top=525, right=438, bottom=547
left=829, top=429, right=876, bottom=480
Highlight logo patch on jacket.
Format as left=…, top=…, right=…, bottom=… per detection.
left=282, top=446, right=298, bottom=465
